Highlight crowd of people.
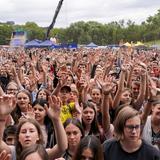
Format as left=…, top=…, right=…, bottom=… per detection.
left=0, top=46, right=159, bottom=160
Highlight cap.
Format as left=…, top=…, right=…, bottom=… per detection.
left=60, top=85, right=71, bottom=92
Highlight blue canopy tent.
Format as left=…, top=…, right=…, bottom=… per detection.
left=86, top=42, right=98, bottom=48
left=24, top=39, right=41, bottom=48
left=150, top=44, right=160, bottom=49
left=39, top=40, right=55, bottom=48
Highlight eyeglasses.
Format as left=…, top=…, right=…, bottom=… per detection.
left=125, top=124, right=141, bottom=131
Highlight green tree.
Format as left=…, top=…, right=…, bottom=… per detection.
left=0, top=24, right=13, bottom=45
left=23, top=22, right=45, bottom=40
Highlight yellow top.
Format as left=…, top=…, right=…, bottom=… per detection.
left=60, top=102, right=75, bottom=123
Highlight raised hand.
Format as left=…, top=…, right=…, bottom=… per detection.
left=120, top=64, right=128, bottom=72
left=0, top=150, right=11, bottom=160
left=41, top=62, right=48, bottom=73
left=149, top=77, right=159, bottom=97
left=138, top=61, right=147, bottom=70
left=45, top=95, right=61, bottom=121
left=99, top=76, right=116, bottom=95
left=11, top=65, right=17, bottom=77
left=0, top=95, right=16, bottom=116
left=57, top=70, right=68, bottom=87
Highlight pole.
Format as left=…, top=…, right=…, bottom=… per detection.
left=46, top=0, right=64, bottom=39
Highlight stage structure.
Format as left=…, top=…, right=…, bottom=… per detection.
left=46, top=0, right=64, bottom=39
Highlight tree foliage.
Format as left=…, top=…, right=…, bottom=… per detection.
left=0, top=24, right=13, bottom=45
left=1, top=9, right=160, bottom=45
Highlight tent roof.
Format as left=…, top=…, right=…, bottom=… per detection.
left=86, top=42, right=98, bottom=48
left=151, top=44, right=160, bottom=48
left=39, top=40, right=55, bottom=47
left=123, top=42, right=132, bottom=47
left=135, top=41, right=145, bottom=46
left=25, top=39, right=41, bottom=45
left=25, top=39, right=41, bottom=48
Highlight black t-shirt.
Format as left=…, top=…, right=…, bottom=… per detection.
left=152, top=128, right=160, bottom=150
left=103, top=139, right=160, bottom=160
left=63, top=150, right=72, bottom=160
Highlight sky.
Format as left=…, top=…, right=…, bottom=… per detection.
left=0, top=0, right=160, bottom=28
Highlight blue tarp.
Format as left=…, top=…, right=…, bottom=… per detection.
left=25, top=39, right=42, bottom=48
left=51, top=44, right=62, bottom=49
left=86, top=42, right=98, bottom=48
left=68, top=43, right=77, bottom=49
left=39, top=40, right=55, bottom=47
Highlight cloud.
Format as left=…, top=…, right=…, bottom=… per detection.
left=0, top=0, right=14, bottom=12
left=0, top=0, right=160, bottom=27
